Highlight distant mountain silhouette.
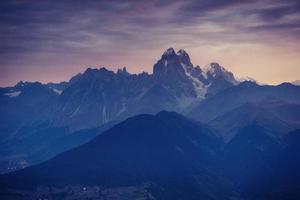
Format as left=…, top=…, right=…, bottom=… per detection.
left=209, top=103, right=295, bottom=142
left=188, top=81, right=300, bottom=123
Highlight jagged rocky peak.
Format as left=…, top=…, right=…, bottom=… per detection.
left=15, top=81, right=44, bottom=89
left=177, top=49, right=189, bottom=60
left=202, top=62, right=238, bottom=84
left=117, top=67, right=127, bottom=73
left=117, top=67, right=130, bottom=76
left=177, top=49, right=188, bottom=56
left=84, top=67, right=98, bottom=73
left=79, top=67, right=115, bottom=82
left=161, top=48, right=191, bottom=62
left=195, top=65, right=201, bottom=71
left=203, top=62, right=224, bottom=74
left=177, top=49, right=192, bottom=67
left=83, top=67, right=114, bottom=76
left=15, top=81, right=26, bottom=87
left=153, top=48, right=183, bottom=76
left=84, top=67, right=130, bottom=77
left=159, top=47, right=194, bottom=67
left=84, top=67, right=110, bottom=73
left=153, top=47, right=197, bottom=78
left=15, top=81, right=37, bottom=87
left=237, top=76, right=257, bottom=83
left=162, top=47, right=176, bottom=57
left=155, top=48, right=192, bottom=68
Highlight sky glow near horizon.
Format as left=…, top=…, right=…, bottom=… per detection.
left=0, top=0, right=300, bottom=86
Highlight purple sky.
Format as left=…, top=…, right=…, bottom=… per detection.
left=1, top=0, right=300, bottom=86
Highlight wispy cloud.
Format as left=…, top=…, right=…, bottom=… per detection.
left=0, top=0, right=299, bottom=85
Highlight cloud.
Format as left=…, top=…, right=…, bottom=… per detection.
left=0, top=0, right=299, bottom=86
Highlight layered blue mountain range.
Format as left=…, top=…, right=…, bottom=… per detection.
left=0, top=48, right=300, bottom=199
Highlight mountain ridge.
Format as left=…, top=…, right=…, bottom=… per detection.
left=1, top=111, right=300, bottom=199
left=1, top=48, right=239, bottom=132
left=1, top=48, right=300, bottom=175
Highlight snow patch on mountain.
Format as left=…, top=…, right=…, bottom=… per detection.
left=102, top=105, right=108, bottom=124
left=181, top=63, right=207, bottom=99
left=70, top=106, right=80, bottom=117
left=202, top=63, right=223, bottom=78
left=4, top=91, right=21, bottom=98
left=202, top=62, right=238, bottom=85
left=177, top=49, right=186, bottom=57
left=53, top=89, right=63, bottom=95
left=237, top=76, right=256, bottom=83
left=117, top=102, right=127, bottom=116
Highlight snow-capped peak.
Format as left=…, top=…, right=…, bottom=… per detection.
left=202, top=63, right=225, bottom=75
left=177, top=49, right=192, bottom=65
left=163, top=48, right=176, bottom=56
left=177, top=49, right=188, bottom=56
left=237, top=76, right=257, bottom=83
left=155, top=48, right=238, bottom=101
left=15, top=81, right=30, bottom=88
left=201, top=62, right=238, bottom=84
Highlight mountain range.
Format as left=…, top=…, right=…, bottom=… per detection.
left=0, top=48, right=300, bottom=199
left=0, top=48, right=243, bottom=172
left=0, top=48, right=239, bottom=132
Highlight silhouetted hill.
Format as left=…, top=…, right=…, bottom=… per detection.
left=0, top=111, right=232, bottom=200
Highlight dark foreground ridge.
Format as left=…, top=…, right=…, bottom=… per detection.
left=1, top=111, right=300, bottom=200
